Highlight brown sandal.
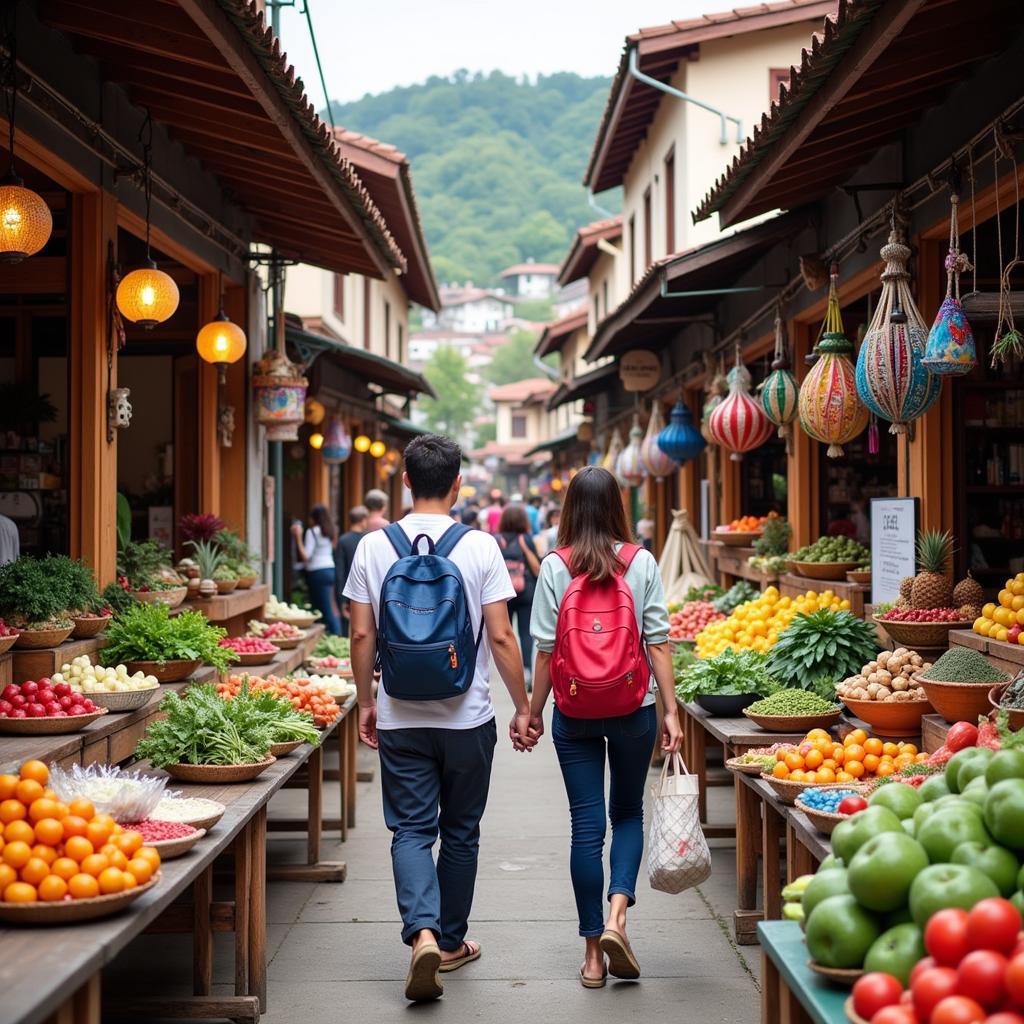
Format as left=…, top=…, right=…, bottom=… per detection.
left=599, top=929, right=640, bottom=979
left=438, top=941, right=481, bottom=973
left=580, top=965, right=607, bottom=989
left=404, top=942, right=443, bottom=1001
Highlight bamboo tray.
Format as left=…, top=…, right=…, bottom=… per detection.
left=0, top=633, right=17, bottom=654
left=124, top=658, right=202, bottom=683
left=725, top=755, right=777, bottom=776
left=269, top=739, right=303, bottom=757
left=226, top=649, right=279, bottom=667
left=152, top=798, right=225, bottom=833
left=147, top=828, right=206, bottom=860
left=760, top=773, right=865, bottom=807
left=989, top=684, right=1024, bottom=730
left=794, top=796, right=859, bottom=834
left=13, top=625, right=74, bottom=649
left=789, top=560, right=861, bottom=581
left=266, top=633, right=304, bottom=650
left=714, top=528, right=763, bottom=547
left=71, top=615, right=111, bottom=639
left=85, top=687, right=159, bottom=712
left=743, top=708, right=842, bottom=733
left=162, top=757, right=276, bottom=784
left=872, top=615, right=973, bottom=648
left=0, top=873, right=159, bottom=924
left=0, top=708, right=108, bottom=734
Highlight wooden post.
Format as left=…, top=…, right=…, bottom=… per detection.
left=69, top=191, right=118, bottom=586
left=198, top=274, right=221, bottom=517
left=219, top=283, right=249, bottom=535
left=308, top=446, right=329, bottom=508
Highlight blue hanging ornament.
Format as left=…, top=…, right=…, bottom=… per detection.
left=658, top=398, right=706, bottom=464
left=322, top=417, right=352, bottom=464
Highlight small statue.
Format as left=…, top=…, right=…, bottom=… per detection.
left=218, top=404, right=236, bottom=448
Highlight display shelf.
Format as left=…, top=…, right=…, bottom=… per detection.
left=11, top=635, right=109, bottom=682
left=778, top=572, right=869, bottom=618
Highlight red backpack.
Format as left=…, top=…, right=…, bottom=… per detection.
left=549, top=544, right=650, bottom=719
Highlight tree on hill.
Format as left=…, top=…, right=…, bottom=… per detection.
left=417, top=346, right=480, bottom=443
left=485, top=329, right=555, bottom=386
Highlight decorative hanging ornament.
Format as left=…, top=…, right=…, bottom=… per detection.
left=923, top=189, right=977, bottom=375
left=658, top=397, right=706, bottom=465
left=321, top=417, right=351, bottom=465
left=708, top=345, right=775, bottom=462
left=855, top=216, right=941, bottom=433
left=798, top=262, right=869, bottom=458
left=700, top=362, right=728, bottom=445
left=616, top=415, right=646, bottom=487
left=760, top=308, right=799, bottom=450
left=640, top=402, right=675, bottom=478
left=601, top=427, right=623, bottom=472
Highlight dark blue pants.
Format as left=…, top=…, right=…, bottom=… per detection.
left=552, top=703, right=658, bottom=937
left=377, top=719, right=497, bottom=948
left=305, top=567, right=340, bottom=635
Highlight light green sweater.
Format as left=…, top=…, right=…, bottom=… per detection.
left=529, top=546, right=670, bottom=706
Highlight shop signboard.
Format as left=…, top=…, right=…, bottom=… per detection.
left=870, top=497, right=918, bottom=605
left=619, top=350, right=660, bottom=392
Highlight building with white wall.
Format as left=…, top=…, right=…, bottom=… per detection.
left=422, top=285, right=516, bottom=333
left=498, top=261, right=560, bottom=299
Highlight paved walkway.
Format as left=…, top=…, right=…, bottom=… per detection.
left=261, top=685, right=760, bottom=1022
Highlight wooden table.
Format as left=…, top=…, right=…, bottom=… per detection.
left=759, top=920, right=847, bottom=1024
left=709, top=541, right=777, bottom=589
left=779, top=572, right=870, bottom=619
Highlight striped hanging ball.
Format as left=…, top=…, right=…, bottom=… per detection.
left=616, top=415, right=647, bottom=487
left=761, top=311, right=799, bottom=437
left=700, top=367, right=727, bottom=445
left=708, top=352, right=775, bottom=462
left=658, top=399, right=706, bottom=464
left=799, top=265, right=868, bottom=458
left=855, top=226, right=941, bottom=433
left=641, top=402, right=676, bottom=477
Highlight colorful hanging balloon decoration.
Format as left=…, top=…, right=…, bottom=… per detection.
left=700, top=353, right=727, bottom=445
left=640, top=402, right=676, bottom=478
left=707, top=345, right=775, bottom=462
left=616, top=414, right=646, bottom=487
left=601, top=427, right=624, bottom=473
left=321, top=417, right=352, bottom=464
left=658, top=396, right=706, bottom=465
left=855, top=218, right=942, bottom=433
left=923, top=187, right=977, bottom=375
left=760, top=307, right=799, bottom=453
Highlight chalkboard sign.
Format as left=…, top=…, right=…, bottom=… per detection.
left=870, top=497, right=918, bottom=606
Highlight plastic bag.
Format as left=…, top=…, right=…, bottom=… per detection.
left=647, top=753, right=712, bottom=894
left=47, top=763, right=168, bottom=822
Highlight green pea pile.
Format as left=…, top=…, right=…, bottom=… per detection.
left=747, top=689, right=840, bottom=716
left=793, top=536, right=870, bottom=564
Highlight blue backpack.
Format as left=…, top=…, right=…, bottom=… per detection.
left=376, top=522, right=481, bottom=701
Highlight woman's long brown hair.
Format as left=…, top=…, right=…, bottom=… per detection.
left=556, top=466, right=634, bottom=583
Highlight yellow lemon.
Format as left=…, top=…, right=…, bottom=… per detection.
left=996, top=626, right=1010, bottom=642
left=1001, top=589, right=1015, bottom=608
left=983, top=603, right=997, bottom=619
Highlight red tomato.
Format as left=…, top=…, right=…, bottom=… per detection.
left=839, top=795, right=869, bottom=815
left=912, top=967, right=960, bottom=1022
left=929, top=995, right=986, bottom=1024
left=946, top=722, right=979, bottom=752
left=853, top=973, right=904, bottom=1020
left=1006, top=954, right=1024, bottom=1008
left=956, top=949, right=1007, bottom=1009
left=910, top=957, right=938, bottom=986
left=987, top=1014, right=1024, bottom=1024
left=966, top=899, right=1022, bottom=954
left=871, top=1007, right=918, bottom=1024
left=926, top=910, right=972, bottom=966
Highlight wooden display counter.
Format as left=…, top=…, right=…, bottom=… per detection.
left=172, top=583, right=272, bottom=638
left=778, top=572, right=869, bottom=619
left=12, top=634, right=108, bottom=681
left=709, top=542, right=778, bottom=589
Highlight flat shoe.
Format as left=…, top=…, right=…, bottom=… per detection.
left=404, top=942, right=443, bottom=1002
left=600, top=929, right=640, bottom=979
left=580, top=966, right=607, bottom=989
left=438, top=941, right=481, bottom=973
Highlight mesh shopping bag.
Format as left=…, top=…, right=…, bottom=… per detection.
left=647, top=752, right=712, bottom=894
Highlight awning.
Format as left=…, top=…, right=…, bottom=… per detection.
left=380, top=413, right=425, bottom=443
left=557, top=217, right=623, bottom=286
left=534, top=308, right=588, bottom=357
left=694, top=0, right=1018, bottom=227
left=585, top=212, right=806, bottom=361
left=286, top=323, right=435, bottom=398
left=546, top=362, right=619, bottom=410
left=523, top=424, right=586, bottom=458
left=39, top=0, right=405, bottom=278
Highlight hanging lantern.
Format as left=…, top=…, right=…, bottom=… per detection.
left=308, top=432, right=324, bottom=450
left=601, top=427, right=624, bottom=472
left=855, top=220, right=941, bottom=433
left=369, top=439, right=387, bottom=459
left=321, top=418, right=351, bottom=465
left=658, top=398, right=705, bottom=465
left=196, top=306, right=247, bottom=382
left=707, top=346, right=775, bottom=462
left=798, top=263, right=869, bottom=458
left=923, top=190, right=977, bottom=375
left=251, top=348, right=308, bottom=441
left=760, top=309, right=800, bottom=447
left=640, top=402, right=675, bottom=478
left=353, top=434, right=372, bottom=454
left=616, top=414, right=646, bottom=487
left=304, top=397, right=326, bottom=425
left=700, top=361, right=728, bottom=445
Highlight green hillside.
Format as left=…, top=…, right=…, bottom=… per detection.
left=330, top=70, right=617, bottom=287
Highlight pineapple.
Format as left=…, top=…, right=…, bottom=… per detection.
left=899, top=576, right=915, bottom=602
left=911, top=530, right=955, bottom=609
left=958, top=603, right=982, bottom=621
left=953, top=573, right=984, bottom=609
left=894, top=597, right=911, bottom=609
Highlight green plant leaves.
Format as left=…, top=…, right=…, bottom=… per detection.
left=766, top=610, right=878, bottom=696
left=103, top=603, right=236, bottom=672
left=675, top=648, right=777, bottom=703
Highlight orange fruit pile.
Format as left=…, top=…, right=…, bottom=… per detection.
left=724, top=513, right=773, bottom=532
left=217, top=674, right=341, bottom=726
left=0, top=759, right=161, bottom=903
left=770, top=728, right=929, bottom=785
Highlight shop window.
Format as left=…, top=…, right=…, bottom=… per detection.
left=511, top=414, right=527, bottom=439
left=333, top=274, right=345, bottom=319
left=664, top=148, right=676, bottom=254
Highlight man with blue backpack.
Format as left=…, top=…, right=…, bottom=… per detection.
left=344, top=434, right=535, bottom=1003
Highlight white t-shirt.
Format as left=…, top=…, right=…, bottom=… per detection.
left=303, top=527, right=336, bottom=572
left=343, top=513, right=515, bottom=730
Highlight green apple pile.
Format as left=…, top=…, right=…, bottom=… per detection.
left=800, top=744, right=1024, bottom=984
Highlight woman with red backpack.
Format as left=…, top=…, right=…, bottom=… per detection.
left=528, top=465, right=682, bottom=989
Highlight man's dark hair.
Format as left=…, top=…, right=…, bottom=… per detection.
left=460, top=507, right=479, bottom=527
left=348, top=505, right=368, bottom=527
left=403, top=434, right=462, bottom=500
left=530, top=495, right=542, bottom=507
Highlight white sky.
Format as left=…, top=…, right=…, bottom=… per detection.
left=275, top=0, right=715, bottom=105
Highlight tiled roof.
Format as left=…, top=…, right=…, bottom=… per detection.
left=534, top=308, right=589, bottom=358
left=488, top=378, right=558, bottom=404
left=557, top=217, right=624, bottom=286
left=584, top=0, right=837, bottom=193
left=467, top=440, right=551, bottom=465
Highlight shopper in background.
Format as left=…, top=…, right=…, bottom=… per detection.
left=636, top=518, right=655, bottom=553
left=527, top=495, right=543, bottom=534
left=365, top=489, right=391, bottom=532
left=485, top=491, right=505, bottom=533
left=497, top=504, right=541, bottom=689
left=528, top=465, right=681, bottom=989
left=538, top=506, right=561, bottom=554
left=291, top=504, right=341, bottom=635
left=334, top=505, right=368, bottom=637
left=0, top=513, right=19, bottom=565
left=461, top=507, right=480, bottom=529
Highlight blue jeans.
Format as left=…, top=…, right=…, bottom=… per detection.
left=377, top=719, right=497, bottom=948
left=552, top=703, right=658, bottom=937
left=305, top=567, right=340, bottom=634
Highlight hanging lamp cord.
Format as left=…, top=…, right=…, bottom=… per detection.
left=3, top=3, right=17, bottom=180
left=138, top=109, right=154, bottom=261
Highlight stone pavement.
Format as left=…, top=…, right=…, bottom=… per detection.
left=108, top=684, right=761, bottom=1022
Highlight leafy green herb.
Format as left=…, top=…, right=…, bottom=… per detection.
left=102, top=582, right=138, bottom=616
left=103, top=603, right=236, bottom=671
left=682, top=583, right=724, bottom=603
left=752, top=517, right=791, bottom=557
left=675, top=648, right=777, bottom=703
left=766, top=610, right=879, bottom=690
left=712, top=581, right=759, bottom=614
left=0, top=555, right=83, bottom=626
left=313, top=635, right=351, bottom=659
left=117, top=537, right=175, bottom=589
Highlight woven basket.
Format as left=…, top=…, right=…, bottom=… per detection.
left=919, top=677, right=999, bottom=724
left=846, top=570, right=871, bottom=585
left=872, top=615, right=972, bottom=648
left=714, top=529, right=763, bottom=547
left=269, top=739, right=303, bottom=757
left=794, top=798, right=853, bottom=835
left=264, top=613, right=318, bottom=629
left=759, top=774, right=865, bottom=806
left=71, top=615, right=111, bottom=639
left=131, top=587, right=188, bottom=609
left=13, top=625, right=74, bottom=649
left=235, top=575, right=258, bottom=590
left=0, top=633, right=17, bottom=655
left=147, top=827, right=205, bottom=860
left=0, top=708, right=108, bottom=734
left=85, top=687, right=159, bottom=713
left=152, top=798, right=225, bottom=832
left=124, top=659, right=202, bottom=683
left=162, top=756, right=276, bottom=784
left=790, top=560, right=861, bottom=581
left=215, top=579, right=239, bottom=594
left=227, top=649, right=279, bottom=667
left=0, top=873, right=159, bottom=925
left=840, top=696, right=932, bottom=738
left=743, top=708, right=842, bottom=733
left=725, top=755, right=776, bottom=776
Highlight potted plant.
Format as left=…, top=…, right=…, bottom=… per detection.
left=213, top=563, right=239, bottom=594
left=214, top=529, right=261, bottom=588
left=675, top=648, right=777, bottom=717
left=0, top=555, right=75, bottom=647
left=188, top=540, right=225, bottom=599
left=116, top=497, right=187, bottom=607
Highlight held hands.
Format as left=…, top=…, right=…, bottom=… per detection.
left=509, top=711, right=538, bottom=752
left=662, top=709, right=683, bottom=754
